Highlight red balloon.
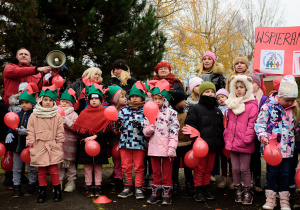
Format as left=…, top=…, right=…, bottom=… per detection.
left=0, top=143, right=6, bottom=157
left=193, top=138, right=209, bottom=158
left=4, top=112, right=20, bottom=130
left=296, top=169, right=300, bottom=188
left=1, top=151, right=13, bottom=171
left=52, top=75, right=64, bottom=88
left=85, top=140, right=101, bottom=157
left=222, top=148, right=231, bottom=159
left=263, top=144, right=282, bottom=166
left=21, top=148, right=31, bottom=163
left=111, top=143, right=121, bottom=159
left=184, top=150, right=200, bottom=168
left=58, top=106, right=65, bottom=117
left=143, top=101, right=159, bottom=125
left=104, top=106, right=118, bottom=121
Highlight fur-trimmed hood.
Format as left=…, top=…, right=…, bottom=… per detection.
left=225, top=75, right=256, bottom=115
left=9, top=93, right=20, bottom=106
left=196, top=63, right=224, bottom=76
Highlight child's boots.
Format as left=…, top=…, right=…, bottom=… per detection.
left=135, top=187, right=145, bottom=199
left=64, top=180, right=76, bottom=192
left=37, top=186, right=47, bottom=203
left=53, top=184, right=62, bottom=202
left=162, top=186, right=172, bottom=205
left=147, top=184, right=162, bottom=204
left=194, top=186, right=206, bottom=202
left=262, top=190, right=277, bottom=209
left=242, top=186, right=253, bottom=205
left=13, top=185, right=21, bottom=198
left=279, top=191, right=291, bottom=210
left=118, top=186, right=133, bottom=198
left=25, top=183, right=36, bottom=196
left=234, top=185, right=243, bottom=203
left=94, top=186, right=101, bottom=197
left=217, top=176, right=227, bottom=188
left=203, top=184, right=215, bottom=200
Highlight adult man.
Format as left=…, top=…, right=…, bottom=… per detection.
left=3, top=48, right=51, bottom=107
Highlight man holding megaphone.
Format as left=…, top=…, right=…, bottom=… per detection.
left=3, top=48, right=51, bottom=107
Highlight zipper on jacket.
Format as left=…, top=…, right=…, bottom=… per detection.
left=16, top=112, right=26, bottom=152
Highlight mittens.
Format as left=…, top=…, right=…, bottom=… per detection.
left=168, top=147, right=176, bottom=157
left=5, top=133, right=14, bottom=143
left=17, top=126, right=27, bottom=135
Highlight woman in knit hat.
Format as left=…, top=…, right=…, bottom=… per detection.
left=186, top=76, right=203, bottom=110
left=153, top=61, right=184, bottom=92
left=196, top=51, right=226, bottom=91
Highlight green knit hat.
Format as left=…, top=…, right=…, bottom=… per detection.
left=198, top=81, right=216, bottom=96
left=39, top=85, right=58, bottom=101
left=87, top=84, right=103, bottom=98
left=61, top=88, right=76, bottom=104
left=19, top=89, right=36, bottom=104
left=107, top=85, right=122, bottom=104
left=129, top=81, right=147, bottom=99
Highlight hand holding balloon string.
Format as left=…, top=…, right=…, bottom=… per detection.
left=85, top=135, right=97, bottom=142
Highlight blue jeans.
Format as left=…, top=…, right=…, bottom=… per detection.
left=267, top=158, right=291, bottom=192
left=290, top=141, right=300, bottom=186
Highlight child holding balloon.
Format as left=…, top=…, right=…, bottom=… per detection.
left=6, top=85, right=37, bottom=198
left=57, top=88, right=78, bottom=192
left=185, top=82, right=224, bottom=202
left=73, top=84, right=112, bottom=198
left=26, top=85, right=64, bottom=203
left=143, top=79, right=180, bottom=205
left=255, top=75, right=300, bottom=210
left=116, top=81, right=147, bottom=199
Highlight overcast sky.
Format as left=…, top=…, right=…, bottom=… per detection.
left=284, top=0, right=300, bottom=26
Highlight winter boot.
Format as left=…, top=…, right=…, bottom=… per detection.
left=172, top=182, right=179, bottom=196
left=234, top=185, right=243, bottom=203
left=25, top=183, right=36, bottom=196
left=279, top=191, right=291, bottom=210
left=86, top=185, right=94, bottom=197
left=135, top=187, right=145, bottom=199
left=194, top=186, right=206, bottom=202
left=64, top=180, right=76, bottom=192
left=147, top=184, right=162, bottom=204
left=94, top=186, right=101, bottom=197
left=115, top=178, right=124, bottom=192
left=162, top=186, right=172, bottom=205
left=242, top=186, right=253, bottom=205
left=53, top=184, right=62, bottom=202
left=262, top=190, right=277, bottom=209
left=203, top=184, right=215, bottom=200
left=13, top=185, right=21, bottom=198
left=37, top=186, right=47, bottom=203
left=217, top=176, right=227, bottom=189
left=228, top=177, right=234, bottom=190
left=185, top=182, right=194, bottom=197
left=118, top=186, right=133, bottom=198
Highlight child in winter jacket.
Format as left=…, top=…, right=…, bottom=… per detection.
left=255, top=75, right=300, bottom=210
left=73, top=84, right=112, bottom=198
left=224, top=75, right=258, bottom=205
left=170, top=90, right=194, bottom=197
left=26, top=85, right=64, bottom=203
left=8, top=82, right=28, bottom=113
left=186, top=76, right=203, bottom=111
left=117, top=81, right=147, bottom=200
left=143, top=79, right=180, bottom=205
left=6, top=85, right=37, bottom=197
left=57, top=88, right=78, bottom=193
left=185, top=82, right=224, bottom=202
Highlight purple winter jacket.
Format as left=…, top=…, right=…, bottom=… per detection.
left=224, top=99, right=258, bottom=153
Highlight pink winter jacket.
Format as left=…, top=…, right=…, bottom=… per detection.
left=224, top=100, right=258, bottom=154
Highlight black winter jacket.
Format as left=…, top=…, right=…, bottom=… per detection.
left=108, top=77, right=137, bottom=93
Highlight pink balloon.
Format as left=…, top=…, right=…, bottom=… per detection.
left=222, top=148, right=231, bottom=159
left=21, top=148, right=31, bottom=163
left=193, top=137, right=209, bottom=158
left=58, top=106, right=65, bottom=117
left=111, top=143, right=121, bottom=159
left=85, top=140, right=101, bottom=157
left=0, top=143, right=6, bottom=157
left=104, top=106, right=118, bottom=121
left=52, top=75, right=64, bottom=88
left=184, top=150, right=200, bottom=168
left=296, top=170, right=300, bottom=188
left=143, top=101, right=159, bottom=125
left=4, top=112, right=20, bottom=130
left=263, top=144, right=282, bottom=166
left=1, top=151, right=13, bottom=171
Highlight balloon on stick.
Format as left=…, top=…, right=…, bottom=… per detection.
left=58, top=106, right=65, bottom=117
left=104, top=106, right=118, bottom=121
left=21, top=148, right=31, bottom=163
left=111, top=143, right=121, bottom=159
left=85, top=140, right=101, bottom=157
left=263, top=138, right=282, bottom=166
left=4, top=112, right=20, bottom=130
left=0, top=143, right=6, bottom=157
left=1, top=151, right=13, bottom=171
left=143, top=101, right=159, bottom=125
left=52, top=75, right=64, bottom=88
left=192, top=137, right=209, bottom=158
left=184, top=149, right=200, bottom=168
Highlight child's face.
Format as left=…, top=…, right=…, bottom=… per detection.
left=90, top=97, right=101, bottom=107
left=176, top=100, right=186, bottom=109
left=193, top=85, right=200, bottom=95
left=152, top=94, right=164, bottom=107
left=201, top=89, right=215, bottom=97
left=234, top=62, right=247, bottom=74
left=118, top=94, right=127, bottom=106
left=130, top=95, right=143, bottom=103
left=279, top=97, right=296, bottom=108
left=252, top=82, right=259, bottom=93
left=217, top=94, right=228, bottom=106
left=20, top=100, right=33, bottom=112
left=60, top=99, right=71, bottom=107
left=41, top=96, right=54, bottom=108
left=235, top=81, right=246, bottom=97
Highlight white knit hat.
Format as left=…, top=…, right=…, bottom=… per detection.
left=278, top=75, right=298, bottom=98
left=189, top=76, right=203, bottom=92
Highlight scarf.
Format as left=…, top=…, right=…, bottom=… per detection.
left=128, top=101, right=145, bottom=110
left=33, top=102, right=58, bottom=118
left=82, top=76, right=102, bottom=85
left=62, top=106, right=74, bottom=115
left=225, top=94, right=255, bottom=115
left=171, top=105, right=185, bottom=113
left=73, top=105, right=113, bottom=135
left=199, top=96, right=217, bottom=110
left=253, top=88, right=264, bottom=108
left=154, top=73, right=183, bottom=89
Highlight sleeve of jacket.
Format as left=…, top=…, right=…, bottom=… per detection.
left=64, top=112, right=78, bottom=130
left=254, top=103, right=270, bottom=142
left=26, top=115, right=36, bottom=146
left=118, top=108, right=125, bottom=131
left=185, top=105, right=199, bottom=133
left=143, top=118, right=154, bottom=137
left=3, top=64, right=36, bottom=79
left=55, top=116, right=65, bottom=146
left=244, top=105, right=259, bottom=143
left=168, top=109, right=179, bottom=149
left=218, top=75, right=226, bottom=89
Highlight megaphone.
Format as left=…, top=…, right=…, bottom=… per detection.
left=46, top=50, right=66, bottom=68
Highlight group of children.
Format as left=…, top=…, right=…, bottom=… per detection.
left=3, top=58, right=300, bottom=210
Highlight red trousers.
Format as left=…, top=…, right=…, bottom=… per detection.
left=38, top=165, right=60, bottom=186
left=194, top=151, right=216, bottom=187
left=120, top=149, right=145, bottom=187
left=151, top=156, right=173, bottom=186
